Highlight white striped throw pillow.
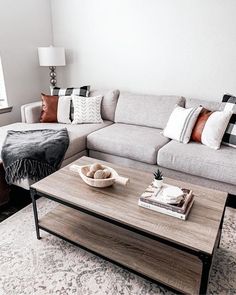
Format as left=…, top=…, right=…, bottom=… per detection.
left=163, top=106, right=202, bottom=144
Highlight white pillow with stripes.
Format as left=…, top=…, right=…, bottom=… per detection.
left=57, top=96, right=71, bottom=124
left=72, top=95, right=103, bottom=124
left=163, top=106, right=202, bottom=144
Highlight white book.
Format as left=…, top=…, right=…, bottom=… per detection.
left=138, top=198, right=194, bottom=220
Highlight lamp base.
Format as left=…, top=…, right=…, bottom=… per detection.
left=49, top=66, right=57, bottom=87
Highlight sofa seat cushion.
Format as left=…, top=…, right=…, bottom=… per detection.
left=0, top=121, right=112, bottom=160
left=87, top=123, right=170, bottom=164
left=157, top=140, right=236, bottom=185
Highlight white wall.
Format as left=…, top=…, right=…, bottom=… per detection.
left=0, top=0, right=52, bottom=126
left=51, top=0, right=236, bottom=101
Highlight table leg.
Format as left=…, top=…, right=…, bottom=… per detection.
left=217, top=205, right=226, bottom=248
left=30, top=188, right=41, bottom=240
left=199, top=253, right=212, bottom=295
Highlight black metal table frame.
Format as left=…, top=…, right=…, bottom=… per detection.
left=30, top=187, right=226, bottom=295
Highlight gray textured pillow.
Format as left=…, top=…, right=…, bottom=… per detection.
left=89, top=89, right=120, bottom=122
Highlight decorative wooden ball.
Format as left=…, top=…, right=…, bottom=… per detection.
left=103, top=168, right=111, bottom=178
left=94, top=170, right=107, bottom=179
left=90, top=163, right=103, bottom=173
left=86, top=171, right=95, bottom=178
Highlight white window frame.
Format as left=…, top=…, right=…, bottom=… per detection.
left=0, top=57, right=7, bottom=107
left=0, top=56, right=12, bottom=113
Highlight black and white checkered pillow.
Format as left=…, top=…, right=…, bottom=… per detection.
left=222, top=94, right=236, bottom=148
left=50, top=86, right=90, bottom=121
left=50, top=85, right=90, bottom=97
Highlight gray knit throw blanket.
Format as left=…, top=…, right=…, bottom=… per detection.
left=1, top=129, right=69, bottom=184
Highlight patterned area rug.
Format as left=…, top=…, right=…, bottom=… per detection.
left=0, top=198, right=235, bottom=295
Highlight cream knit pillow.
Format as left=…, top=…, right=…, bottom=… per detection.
left=72, top=95, right=103, bottom=124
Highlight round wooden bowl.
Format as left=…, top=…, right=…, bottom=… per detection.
left=70, top=164, right=130, bottom=188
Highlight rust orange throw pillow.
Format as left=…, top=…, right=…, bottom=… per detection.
left=191, top=108, right=213, bottom=142
left=40, top=93, right=59, bottom=123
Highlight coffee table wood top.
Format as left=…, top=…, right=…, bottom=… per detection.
left=31, top=156, right=227, bottom=255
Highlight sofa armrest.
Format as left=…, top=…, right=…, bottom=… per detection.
left=21, top=101, right=42, bottom=123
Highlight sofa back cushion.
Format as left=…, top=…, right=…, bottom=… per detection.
left=89, top=89, right=120, bottom=122
left=185, top=97, right=221, bottom=111
left=114, top=92, right=185, bottom=129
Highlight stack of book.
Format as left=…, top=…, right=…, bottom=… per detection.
left=138, top=183, right=194, bottom=220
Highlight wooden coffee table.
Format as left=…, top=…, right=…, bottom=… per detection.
left=30, top=156, right=227, bottom=295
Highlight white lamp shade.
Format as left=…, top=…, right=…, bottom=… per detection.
left=38, top=46, right=66, bottom=66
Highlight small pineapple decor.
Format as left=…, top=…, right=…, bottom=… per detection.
left=153, top=169, right=163, bottom=188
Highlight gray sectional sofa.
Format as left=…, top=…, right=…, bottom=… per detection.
left=0, top=89, right=235, bottom=196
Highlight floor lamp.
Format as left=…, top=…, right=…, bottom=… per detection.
left=38, top=46, right=66, bottom=87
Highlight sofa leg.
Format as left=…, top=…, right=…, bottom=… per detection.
left=226, top=194, right=236, bottom=209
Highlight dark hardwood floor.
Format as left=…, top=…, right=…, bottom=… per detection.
left=226, top=194, right=236, bottom=209
left=0, top=186, right=31, bottom=223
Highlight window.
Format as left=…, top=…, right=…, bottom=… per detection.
left=0, top=57, right=7, bottom=108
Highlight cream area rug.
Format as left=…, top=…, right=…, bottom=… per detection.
left=0, top=198, right=235, bottom=295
